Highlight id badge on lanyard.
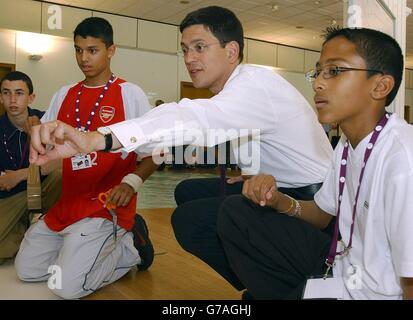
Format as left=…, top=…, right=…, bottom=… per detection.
left=71, top=154, right=93, bottom=171
left=71, top=74, right=115, bottom=172
left=303, top=276, right=345, bottom=300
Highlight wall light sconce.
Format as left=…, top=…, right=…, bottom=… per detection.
left=28, top=54, right=43, bottom=61
left=17, top=32, right=50, bottom=62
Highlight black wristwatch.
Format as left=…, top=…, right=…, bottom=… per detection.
left=97, top=127, right=113, bottom=152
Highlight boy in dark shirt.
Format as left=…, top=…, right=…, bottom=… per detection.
left=0, top=71, right=61, bottom=265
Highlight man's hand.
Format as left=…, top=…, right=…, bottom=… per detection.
left=227, top=175, right=253, bottom=184
left=243, top=176, right=332, bottom=229
left=23, top=116, right=41, bottom=137
left=29, top=121, right=105, bottom=166
left=242, top=174, right=279, bottom=207
left=226, top=175, right=243, bottom=184
left=105, top=183, right=135, bottom=207
left=0, top=170, right=26, bottom=191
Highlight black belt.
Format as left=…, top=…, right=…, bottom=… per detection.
left=279, top=183, right=323, bottom=201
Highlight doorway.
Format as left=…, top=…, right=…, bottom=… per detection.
left=405, top=105, right=411, bottom=124
left=0, top=63, right=16, bottom=116
left=180, top=81, right=214, bottom=100
left=179, top=81, right=233, bottom=169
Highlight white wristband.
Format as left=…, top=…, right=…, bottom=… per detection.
left=121, top=173, right=143, bottom=193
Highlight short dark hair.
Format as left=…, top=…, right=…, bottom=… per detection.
left=180, top=6, right=244, bottom=62
left=74, top=17, right=114, bottom=47
left=0, top=71, right=34, bottom=94
left=324, top=27, right=404, bottom=106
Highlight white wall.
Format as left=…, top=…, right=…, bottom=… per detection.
left=0, top=30, right=16, bottom=64
left=346, top=0, right=408, bottom=117
left=0, top=29, right=318, bottom=109
left=5, top=31, right=178, bottom=109
left=0, top=0, right=410, bottom=113
left=15, top=33, right=83, bottom=109
left=177, top=52, right=192, bottom=98
left=275, top=70, right=316, bottom=108
left=1, top=29, right=410, bottom=113
left=112, top=49, right=178, bottom=105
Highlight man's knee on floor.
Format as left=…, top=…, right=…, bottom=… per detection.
left=217, top=195, right=244, bottom=237
left=171, top=205, right=194, bottom=248
left=174, top=180, right=193, bottom=205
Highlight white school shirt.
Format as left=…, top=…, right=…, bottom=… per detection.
left=314, top=114, right=413, bottom=300
left=108, top=64, right=333, bottom=188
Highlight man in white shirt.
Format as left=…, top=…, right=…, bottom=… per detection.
left=221, top=27, right=413, bottom=299
left=28, top=6, right=333, bottom=295
left=168, top=6, right=333, bottom=291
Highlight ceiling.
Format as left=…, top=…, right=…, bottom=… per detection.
left=44, top=0, right=413, bottom=68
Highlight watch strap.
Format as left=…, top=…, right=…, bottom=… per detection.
left=102, top=132, right=113, bottom=152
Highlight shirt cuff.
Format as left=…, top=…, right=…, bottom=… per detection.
left=396, top=262, right=413, bottom=278
left=314, top=191, right=336, bottom=217
left=108, top=121, right=149, bottom=154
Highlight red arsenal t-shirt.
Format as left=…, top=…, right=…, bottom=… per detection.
left=44, top=78, right=148, bottom=232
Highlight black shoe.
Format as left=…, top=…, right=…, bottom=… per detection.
left=242, top=290, right=254, bottom=300
left=132, top=214, right=154, bottom=271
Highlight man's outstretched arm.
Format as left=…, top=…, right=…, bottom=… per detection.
left=29, top=121, right=122, bottom=166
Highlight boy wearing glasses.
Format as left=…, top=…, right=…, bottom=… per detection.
left=217, top=27, right=413, bottom=299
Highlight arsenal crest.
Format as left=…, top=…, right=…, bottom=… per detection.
left=99, top=106, right=115, bottom=123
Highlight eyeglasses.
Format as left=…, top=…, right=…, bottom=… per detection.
left=180, top=42, right=223, bottom=56
left=305, top=65, right=384, bottom=82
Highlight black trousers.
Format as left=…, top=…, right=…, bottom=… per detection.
left=173, top=178, right=244, bottom=289
left=172, top=178, right=327, bottom=294
left=217, top=195, right=331, bottom=299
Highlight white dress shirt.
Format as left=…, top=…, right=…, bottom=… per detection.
left=315, top=114, right=413, bottom=299
left=109, top=64, right=333, bottom=188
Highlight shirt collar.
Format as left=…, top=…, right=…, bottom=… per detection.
left=0, top=107, right=34, bottom=140
left=222, top=64, right=242, bottom=90
left=348, top=132, right=373, bottom=159
left=348, top=113, right=395, bottom=157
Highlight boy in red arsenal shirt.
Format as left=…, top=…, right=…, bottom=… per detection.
left=15, top=17, right=157, bottom=299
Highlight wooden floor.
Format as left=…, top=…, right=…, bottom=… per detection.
left=85, top=208, right=240, bottom=300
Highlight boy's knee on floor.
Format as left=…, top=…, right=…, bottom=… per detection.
left=49, top=274, right=87, bottom=300
left=14, top=254, right=30, bottom=281
left=50, top=286, right=84, bottom=300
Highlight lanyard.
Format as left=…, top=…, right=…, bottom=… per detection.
left=324, top=112, right=391, bottom=278
left=75, top=74, right=116, bottom=132
left=2, top=132, right=29, bottom=170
